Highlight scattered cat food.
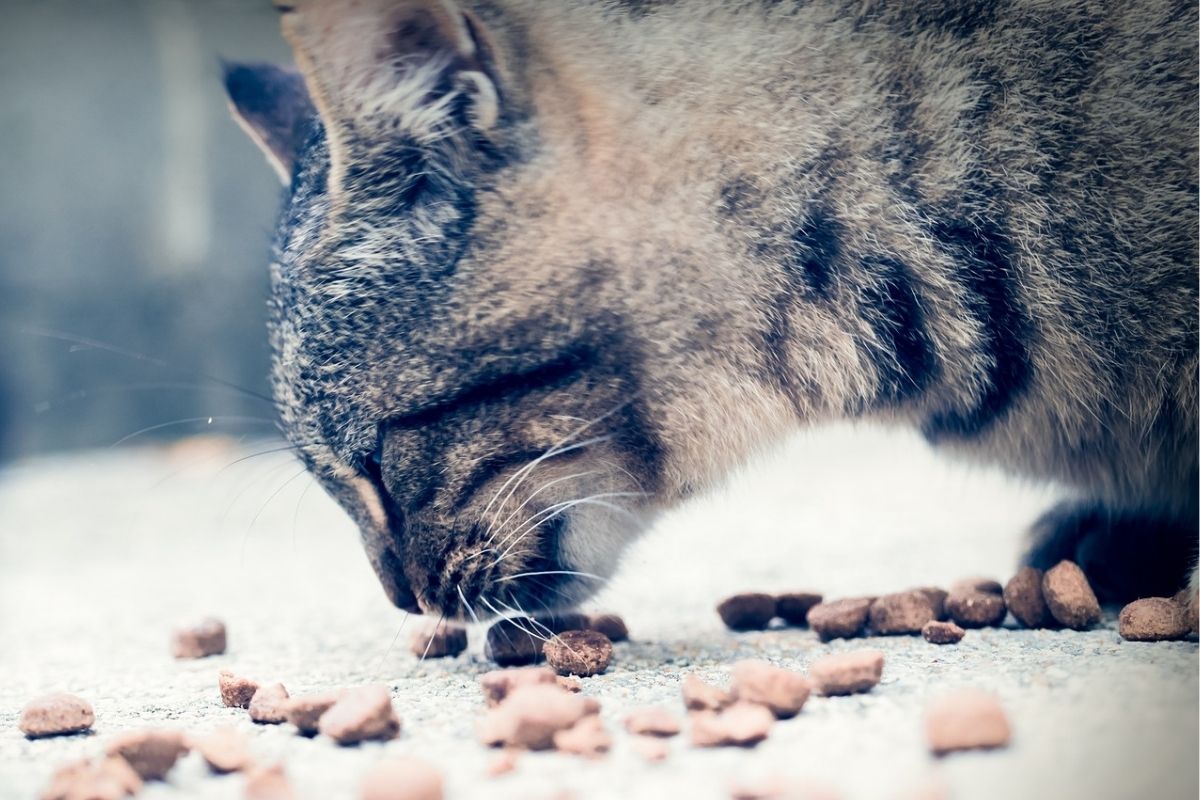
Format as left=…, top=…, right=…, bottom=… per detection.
left=192, top=726, right=253, bottom=774
left=945, top=582, right=1007, bottom=628
left=543, top=630, right=613, bottom=676
left=478, top=684, right=601, bottom=750
left=587, top=613, right=630, bottom=642
left=681, top=674, right=733, bottom=712
left=485, top=617, right=545, bottom=666
left=360, top=757, right=445, bottom=800
left=809, top=650, right=884, bottom=696
left=869, top=590, right=938, bottom=635
left=717, top=593, right=777, bottom=630
left=105, top=729, right=190, bottom=781
left=1003, top=567, right=1049, bottom=628
left=916, top=587, right=949, bottom=620
left=244, top=763, right=296, bottom=800
left=486, top=750, right=519, bottom=776
left=690, top=702, right=775, bottom=748
left=552, top=714, right=612, bottom=758
left=171, top=617, right=227, bottom=659
left=1042, top=561, right=1101, bottom=629
left=284, top=691, right=342, bottom=736
left=1118, top=597, right=1190, bottom=641
left=922, top=620, right=965, bottom=645
left=807, top=598, right=873, bottom=641
left=480, top=666, right=560, bottom=707
left=19, top=693, right=94, bottom=738
left=624, top=707, right=682, bottom=737
left=40, top=756, right=142, bottom=800
left=535, top=612, right=592, bottom=635
left=729, top=660, right=812, bottom=719
left=409, top=620, right=468, bottom=659
left=774, top=592, right=823, bottom=626
left=219, top=670, right=260, bottom=709
left=632, top=735, right=670, bottom=762
left=319, top=685, right=401, bottom=745
left=248, top=683, right=290, bottom=724
left=924, top=689, right=1011, bottom=755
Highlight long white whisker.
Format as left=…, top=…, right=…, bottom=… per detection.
left=457, top=585, right=482, bottom=625
left=491, top=492, right=645, bottom=563
left=496, top=570, right=607, bottom=584
left=489, top=470, right=598, bottom=545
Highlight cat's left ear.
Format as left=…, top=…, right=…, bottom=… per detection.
left=223, top=62, right=316, bottom=184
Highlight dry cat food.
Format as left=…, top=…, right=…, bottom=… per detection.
left=318, top=685, right=401, bottom=745
left=809, top=650, right=884, bottom=696
left=623, top=707, right=681, bottom=737
left=484, top=617, right=545, bottom=666
left=171, top=618, right=227, bottom=659
left=1042, top=561, right=1101, bottom=629
left=361, top=757, right=445, bottom=800
left=244, top=763, right=296, bottom=800
left=924, top=689, right=1011, bottom=755
left=717, top=593, right=777, bottom=630
left=19, top=692, right=94, bottom=738
left=409, top=620, right=468, bottom=658
left=284, top=691, right=342, bottom=735
left=922, top=620, right=965, bottom=645
left=478, top=683, right=601, bottom=750
left=219, top=670, right=260, bottom=709
left=105, top=729, right=190, bottom=781
left=248, top=683, right=291, bottom=724
left=690, top=702, right=775, bottom=748
left=480, top=666, right=560, bottom=706
left=869, top=590, right=939, bottom=635
left=587, top=613, right=630, bottom=642
left=192, top=726, right=253, bottom=774
left=552, top=714, right=612, bottom=758
left=40, top=756, right=142, bottom=800
left=681, top=674, right=733, bottom=711
left=1003, top=567, right=1049, bottom=628
left=543, top=629, right=613, bottom=676
left=916, top=587, right=949, bottom=620
left=774, top=592, right=823, bottom=626
left=729, top=660, right=812, bottom=719
left=807, top=598, right=873, bottom=641
left=945, top=581, right=1007, bottom=628
left=1118, top=597, right=1191, bottom=641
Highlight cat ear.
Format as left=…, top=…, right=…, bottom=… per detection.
left=223, top=62, right=316, bottom=184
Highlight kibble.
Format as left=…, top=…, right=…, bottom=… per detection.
left=105, top=729, right=190, bottom=781
left=219, top=670, right=260, bottom=709
left=1004, top=567, right=1049, bottom=628
left=689, top=702, right=774, bottom=747
left=587, top=613, right=629, bottom=642
left=485, top=617, right=545, bottom=666
left=552, top=714, right=612, bottom=758
left=809, top=650, right=884, bottom=696
left=248, top=683, right=290, bottom=724
left=534, top=612, right=592, bottom=635
left=283, top=691, right=341, bottom=736
left=716, top=593, right=777, bottom=630
left=192, top=726, right=253, bottom=774
left=807, top=598, right=873, bottom=641
left=19, top=693, right=94, bottom=738
left=480, top=666, right=559, bottom=707
left=729, top=660, right=812, bottom=718
left=774, top=592, right=823, bottom=626
left=318, top=685, right=401, bottom=745
left=681, top=674, right=733, bottom=712
left=478, top=684, right=600, bottom=750
left=360, top=757, right=444, bottom=800
left=1042, top=561, right=1101, bottom=629
left=171, top=618, right=227, bottom=659
left=915, top=587, right=949, bottom=620
left=40, top=757, right=141, bottom=800
left=543, top=630, right=612, bottom=677
left=925, top=689, right=1011, bottom=755
left=922, top=620, right=965, bottom=645
left=1118, top=597, right=1190, bottom=641
left=945, top=585, right=1007, bottom=628
left=623, top=707, right=681, bottom=737
left=409, top=620, right=468, bottom=659
left=869, top=590, right=938, bottom=635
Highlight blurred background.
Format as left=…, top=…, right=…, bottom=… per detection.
left=0, top=0, right=293, bottom=461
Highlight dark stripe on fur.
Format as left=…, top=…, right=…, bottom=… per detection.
left=787, top=206, right=843, bottom=300
left=860, top=255, right=939, bottom=403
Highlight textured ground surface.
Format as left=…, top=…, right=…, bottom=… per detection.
left=1, top=424, right=1196, bottom=800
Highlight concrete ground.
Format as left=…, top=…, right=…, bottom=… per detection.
left=1, top=424, right=1196, bottom=799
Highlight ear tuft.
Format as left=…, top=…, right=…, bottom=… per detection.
left=223, top=62, right=315, bottom=184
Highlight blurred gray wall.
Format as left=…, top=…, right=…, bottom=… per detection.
left=0, top=0, right=294, bottom=459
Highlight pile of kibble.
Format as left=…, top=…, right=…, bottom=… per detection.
left=20, top=558, right=1197, bottom=800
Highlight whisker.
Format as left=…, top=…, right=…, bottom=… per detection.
left=495, top=570, right=607, bottom=584
left=110, top=415, right=278, bottom=448
left=491, top=492, right=645, bottom=561
left=457, top=585, right=482, bottom=625
left=240, top=466, right=309, bottom=566
left=488, top=469, right=598, bottom=546
left=370, top=613, right=410, bottom=682
left=419, top=613, right=447, bottom=663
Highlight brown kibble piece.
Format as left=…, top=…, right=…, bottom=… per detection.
left=480, top=667, right=559, bottom=707
left=632, top=735, right=670, bottom=762
left=869, top=591, right=938, bottom=635
left=171, top=617, right=227, bottom=659
left=1042, top=561, right=1101, bottom=629
left=477, top=684, right=600, bottom=750
left=193, top=726, right=253, bottom=774
left=922, top=620, right=965, bottom=644
left=244, top=763, right=296, bottom=800
left=552, top=714, right=612, bottom=758
left=729, top=660, right=812, bottom=718
left=774, top=592, right=823, bottom=626
left=248, top=683, right=290, bottom=724
left=945, top=588, right=1007, bottom=628
left=624, top=707, right=681, bottom=737
left=809, top=650, right=884, bottom=696
left=1004, top=567, right=1050, bottom=628
left=19, top=693, right=94, bottom=738
left=40, top=757, right=142, bottom=800
left=689, top=702, right=774, bottom=747
left=318, top=685, right=400, bottom=745
left=219, top=670, right=260, bottom=709
left=484, top=618, right=545, bottom=666
left=361, top=757, right=444, bottom=800
left=284, top=691, right=341, bottom=736
left=681, top=674, right=733, bottom=711
left=486, top=750, right=519, bottom=776
left=915, top=587, right=949, bottom=620
left=925, top=689, right=1011, bottom=755
left=105, top=729, right=190, bottom=781
left=807, top=598, right=873, bottom=641
left=1118, top=597, right=1190, bottom=641
left=716, top=593, right=777, bottom=630
left=587, top=613, right=629, bottom=642
left=543, top=630, right=613, bottom=677
left=409, top=620, right=467, bottom=659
